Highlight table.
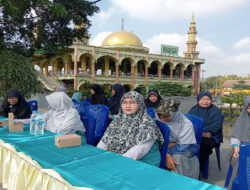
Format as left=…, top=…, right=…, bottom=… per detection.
left=0, top=117, right=224, bottom=190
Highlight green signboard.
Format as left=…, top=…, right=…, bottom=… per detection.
left=161, top=44, right=179, bottom=56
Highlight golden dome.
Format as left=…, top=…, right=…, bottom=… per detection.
left=102, top=30, right=143, bottom=47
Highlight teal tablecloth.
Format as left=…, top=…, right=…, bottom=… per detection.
left=0, top=117, right=224, bottom=190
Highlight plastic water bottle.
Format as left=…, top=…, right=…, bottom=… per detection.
left=35, top=112, right=44, bottom=136
left=30, top=111, right=37, bottom=134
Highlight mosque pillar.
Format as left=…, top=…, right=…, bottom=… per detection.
left=193, top=63, right=201, bottom=96
left=73, top=45, right=78, bottom=90
left=81, top=56, right=86, bottom=74
left=104, top=56, right=109, bottom=76
left=91, top=60, right=95, bottom=84
left=64, top=63, right=68, bottom=77
left=134, top=64, right=138, bottom=77
left=131, top=65, right=135, bottom=89
left=54, top=62, right=57, bottom=74
left=45, top=64, right=48, bottom=77
left=115, top=63, right=119, bottom=83
left=145, top=66, right=148, bottom=85
left=192, top=70, right=195, bottom=86
left=51, top=65, right=54, bottom=77
left=181, top=70, right=184, bottom=84
left=170, top=69, right=173, bottom=83
left=158, top=67, right=162, bottom=81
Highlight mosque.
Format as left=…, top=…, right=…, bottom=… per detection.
left=32, top=14, right=205, bottom=95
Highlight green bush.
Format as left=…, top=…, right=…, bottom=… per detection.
left=148, top=82, right=192, bottom=96
left=221, top=93, right=246, bottom=127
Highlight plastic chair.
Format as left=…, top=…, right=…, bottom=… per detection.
left=224, top=165, right=233, bottom=188
left=27, top=100, right=38, bottom=111
left=232, top=142, right=250, bottom=190
left=201, top=113, right=224, bottom=179
left=86, top=104, right=109, bottom=145
left=74, top=101, right=90, bottom=134
left=147, top=107, right=156, bottom=119
left=184, top=114, right=203, bottom=155
left=155, top=119, right=170, bottom=169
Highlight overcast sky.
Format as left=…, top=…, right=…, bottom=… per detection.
left=88, top=0, right=250, bottom=78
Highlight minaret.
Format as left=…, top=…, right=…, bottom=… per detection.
left=121, top=17, right=124, bottom=30
left=74, top=20, right=90, bottom=45
left=184, top=13, right=199, bottom=59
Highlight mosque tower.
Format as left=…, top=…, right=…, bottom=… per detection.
left=184, top=13, right=199, bottom=59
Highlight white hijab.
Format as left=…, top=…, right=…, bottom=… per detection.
left=44, top=92, right=85, bottom=134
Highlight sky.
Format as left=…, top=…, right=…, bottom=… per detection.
left=87, top=0, right=250, bottom=78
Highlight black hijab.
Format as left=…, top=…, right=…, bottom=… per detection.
left=0, top=89, right=32, bottom=119
left=188, top=91, right=223, bottom=143
left=90, top=84, right=107, bottom=105
left=145, top=90, right=162, bottom=108
left=107, top=84, right=124, bottom=115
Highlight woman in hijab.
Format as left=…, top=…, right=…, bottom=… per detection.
left=97, top=91, right=163, bottom=160
left=54, top=86, right=66, bottom=93
left=90, top=84, right=107, bottom=105
left=156, top=98, right=199, bottom=179
left=188, top=91, right=223, bottom=172
left=145, top=90, right=162, bottom=108
left=227, top=95, right=250, bottom=189
left=0, top=89, right=31, bottom=119
left=107, top=84, right=124, bottom=117
left=11, top=92, right=85, bottom=134
left=72, top=92, right=83, bottom=101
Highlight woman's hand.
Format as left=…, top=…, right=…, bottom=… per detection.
left=202, top=132, right=211, bottom=138
left=166, top=153, right=178, bottom=172
left=233, top=146, right=240, bottom=159
left=0, top=120, right=8, bottom=127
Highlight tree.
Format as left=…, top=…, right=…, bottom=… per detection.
left=0, top=51, right=43, bottom=98
left=0, top=0, right=100, bottom=57
left=148, top=82, right=191, bottom=96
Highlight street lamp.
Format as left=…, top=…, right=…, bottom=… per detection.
left=201, top=70, right=205, bottom=81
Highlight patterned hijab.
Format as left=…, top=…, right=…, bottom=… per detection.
left=101, top=91, right=163, bottom=154
left=232, top=95, right=250, bottom=142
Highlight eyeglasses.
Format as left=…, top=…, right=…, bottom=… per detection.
left=121, top=100, right=137, bottom=106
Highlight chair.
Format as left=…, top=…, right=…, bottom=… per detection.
left=147, top=107, right=156, bottom=119
left=202, top=113, right=224, bottom=179
left=184, top=114, right=203, bottom=150
left=231, top=142, right=250, bottom=190
left=28, top=100, right=38, bottom=111
left=86, top=104, right=109, bottom=145
left=74, top=101, right=90, bottom=134
left=155, top=119, right=170, bottom=169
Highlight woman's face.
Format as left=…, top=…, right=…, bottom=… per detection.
left=157, top=114, right=172, bottom=123
left=247, top=104, right=250, bottom=114
left=111, top=89, right=115, bottom=96
left=149, top=94, right=158, bottom=103
left=90, top=89, right=95, bottom=95
left=7, top=97, right=18, bottom=105
left=198, top=95, right=212, bottom=108
left=121, top=97, right=138, bottom=115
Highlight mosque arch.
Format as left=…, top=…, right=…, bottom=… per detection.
left=120, top=58, right=133, bottom=76
left=79, top=53, right=95, bottom=75
left=185, top=64, right=194, bottom=78
left=162, top=62, right=172, bottom=77
left=148, top=61, right=160, bottom=76
left=136, top=60, right=147, bottom=77
left=173, top=63, right=182, bottom=78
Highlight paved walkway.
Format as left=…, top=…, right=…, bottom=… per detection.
left=201, top=137, right=231, bottom=189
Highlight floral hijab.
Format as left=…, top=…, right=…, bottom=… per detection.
left=101, top=91, right=163, bottom=154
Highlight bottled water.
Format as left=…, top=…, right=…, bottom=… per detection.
left=35, top=112, right=44, bottom=136
left=30, top=111, right=37, bottom=134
